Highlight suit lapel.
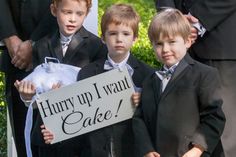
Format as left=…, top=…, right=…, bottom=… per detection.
left=49, top=30, right=63, bottom=62
left=63, top=27, right=88, bottom=61
left=152, top=74, right=162, bottom=105
left=92, top=59, right=107, bottom=76
left=126, top=53, right=139, bottom=71
left=161, top=54, right=193, bottom=98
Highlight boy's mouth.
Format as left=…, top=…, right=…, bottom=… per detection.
left=66, top=25, right=76, bottom=30
left=115, top=46, right=124, bottom=49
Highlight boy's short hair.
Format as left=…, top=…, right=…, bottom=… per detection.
left=101, top=3, right=140, bottom=38
left=52, top=0, right=92, bottom=12
left=148, top=8, right=191, bottom=43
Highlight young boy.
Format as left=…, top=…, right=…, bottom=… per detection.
left=39, top=3, right=151, bottom=157
left=15, top=0, right=107, bottom=156
left=132, top=8, right=225, bottom=157
left=73, top=3, right=154, bottom=157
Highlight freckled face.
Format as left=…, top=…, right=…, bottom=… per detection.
left=51, top=0, right=87, bottom=36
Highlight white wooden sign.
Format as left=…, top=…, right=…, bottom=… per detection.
left=36, top=68, right=135, bottom=143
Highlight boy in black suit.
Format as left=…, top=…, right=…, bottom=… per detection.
left=42, top=3, right=153, bottom=157
left=132, top=9, right=225, bottom=157
left=14, top=0, right=107, bottom=156
left=76, top=4, right=153, bottom=157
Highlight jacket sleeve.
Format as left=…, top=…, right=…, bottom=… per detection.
left=0, top=0, right=17, bottom=40
left=132, top=101, right=156, bottom=156
left=155, top=0, right=176, bottom=9
left=189, top=0, right=236, bottom=31
left=191, top=68, right=225, bottom=154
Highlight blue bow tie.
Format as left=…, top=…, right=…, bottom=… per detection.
left=156, top=64, right=177, bottom=80
left=103, top=60, right=134, bottom=76
left=104, top=60, right=143, bottom=92
left=61, top=40, right=70, bottom=48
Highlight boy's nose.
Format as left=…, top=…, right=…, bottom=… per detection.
left=162, top=43, right=170, bottom=52
left=69, top=14, right=76, bottom=22
left=116, top=34, right=122, bottom=42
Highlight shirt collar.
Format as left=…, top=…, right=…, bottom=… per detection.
left=107, top=52, right=130, bottom=68
left=163, top=62, right=179, bottom=71
left=60, top=32, right=74, bottom=43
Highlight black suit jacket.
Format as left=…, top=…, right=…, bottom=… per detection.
left=31, top=27, right=107, bottom=146
left=133, top=54, right=225, bottom=157
left=0, top=0, right=56, bottom=41
left=32, top=26, right=107, bottom=67
left=156, top=0, right=236, bottom=59
left=0, top=0, right=57, bottom=73
left=77, top=54, right=154, bottom=157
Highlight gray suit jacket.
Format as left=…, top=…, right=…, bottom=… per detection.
left=133, top=54, right=225, bottom=157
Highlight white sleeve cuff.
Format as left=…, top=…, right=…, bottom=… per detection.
left=188, top=12, right=206, bottom=37
left=192, top=22, right=206, bottom=37
left=20, top=95, right=37, bottom=109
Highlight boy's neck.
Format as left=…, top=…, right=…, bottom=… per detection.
left=164, top=62, right=179, bottom=70
left=59, top=31, right=75, bottom=40
left=107, top=52, right=130, bottom=66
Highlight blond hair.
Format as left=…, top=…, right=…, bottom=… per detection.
left=148, top=8, right=191, bottom=43
left=101, top=3, right=140, bottom=38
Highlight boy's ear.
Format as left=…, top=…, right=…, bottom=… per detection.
left=185, top=37, right=192, bottom=48
left=50, top=4, right=57, bottom=17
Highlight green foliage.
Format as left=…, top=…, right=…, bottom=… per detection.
left=0, top=56, right=7, bottom=156
left=98, top=0, right=161, bottom=68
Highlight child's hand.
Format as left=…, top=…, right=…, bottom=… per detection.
left=144, top=151, right=160, bottom=157
left=51, top=82, right=61, bottom=90
left=182, top=146, right=203, bottom=157
left=41, top=125, right=54, bottom=144
left=14, top=80, right=36, bottom=100
left=132, top=92, right=141, bottom=107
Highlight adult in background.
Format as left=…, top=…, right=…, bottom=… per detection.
left=155, top=0, right=236, bottom=156
left=0, top=0, right=57, bottom=156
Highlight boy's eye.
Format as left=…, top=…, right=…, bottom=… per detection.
left=77, top=11, right=85, bottom=16
left=62, top=10, right=72, bottom=14
left=123, top=32, right=131, bottom=36
left=108, top=32, right=117, bottom=35
left=169, top=40, right=176, bottom=44
left=155, top=42, right=163, bottom=46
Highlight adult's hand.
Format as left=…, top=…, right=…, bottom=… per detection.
left=184, top=14, right=199, bottom=44
left=144, top=151, right=161, bottom=157
left=182, top=146, right=203, bottom=157
left=11, top=40, right=33, bottom=70
left=4, top=35, right=22, bottom=58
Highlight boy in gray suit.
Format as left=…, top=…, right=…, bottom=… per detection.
left=133, top=8, right=225, bottom=157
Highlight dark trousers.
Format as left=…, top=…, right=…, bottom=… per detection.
left=0, top=47, right=28, bottom=157
left=32, top=142, right=75, bottom=157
